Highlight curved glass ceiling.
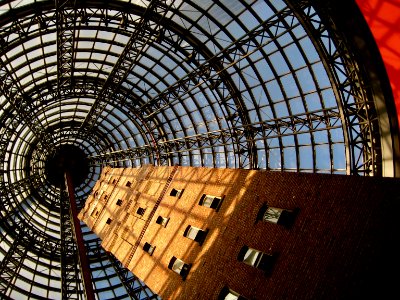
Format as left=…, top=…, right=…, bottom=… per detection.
left=0, top=0, right=396, bottom=299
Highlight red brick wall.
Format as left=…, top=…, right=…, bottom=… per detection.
left=80, top=166, right=399, bottom=299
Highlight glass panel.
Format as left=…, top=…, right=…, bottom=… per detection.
left=187, top=226, right=200, bottom=240
left=243, top=248, right=262, bottom=266
left=172, top=259, right=185, bottom=274
left=203, top=195, right=215, bottom=207
left=263, top=207, right=283, bottom=224
left=225, top=292, right=240, bottom=300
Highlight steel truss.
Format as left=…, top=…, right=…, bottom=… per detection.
left=60, top=190, right=83, bottom=300
left=0, top=230, right=29, bottom=296
left=136, top=4, right=310, bottom=169
left=79, top=0, right=174, bottom=136
left=0, top=176, right=60, bottom=255
left=87, top=3, right=342, bottom=170
left=0, top=0, right=379, bottom=174
left=86, top=4, right=302, bottom=169
left=0, top=58, right=55, bottom=156
left=291, top=0, right=380, bottom=175
left=56, top=0, right=79, bottom=97
left=88, top=108, right=341, bottom=166
left=106, top=252, right=159, bottom=300
left=0, top=183, right=59, bottom=298
left=86, top=0, right=378, bottom=174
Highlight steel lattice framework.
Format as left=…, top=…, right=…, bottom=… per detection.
left=0, top=0, right=397, bottom=299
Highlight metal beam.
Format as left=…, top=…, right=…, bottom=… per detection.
left=0, top=59, right=55, bottom=155
left=0, top=63, right=53, bottom=153
left=135, top=5, right=305, bottom=169
left=106, top=251, right=159, bottom=300
left=65, top=172, right=96, bottom=300
left=60, top=188, right=82, bottom=300
left=0, top=231, right=28, bottom=296
left=55, top=0, right=79, bottom=98
left=87, top=108, right=341, bottom=168
left=290, top=0, right=379, bottom=175
left=79, top=0, right=174, bottom=136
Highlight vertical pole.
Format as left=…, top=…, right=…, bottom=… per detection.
left=65, top=172, right=96, bottom=300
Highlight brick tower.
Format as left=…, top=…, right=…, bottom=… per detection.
left=78, top=165, right=399, bottom=299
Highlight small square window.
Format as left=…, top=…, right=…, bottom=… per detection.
left=183, top=225, right=208, bottom=245
left=126, top=181, right=132, bottom=187
left=143, top=242, right=156, bottom=255
left=116, top=199, right=123, bottom=206
left=156, top=216, right=169, bottom=227
left=137, top=207, right=146, bottom=216
left=237, top=245, right=277, bottom=275
left=218, top=286, right=247, bottom=300
left=106, top=218, right=112, bottom=225
left=256, top=203, right=299, bottom=229
left=168, top=256, right=191, bottom=280
left=170, top=188, right=185, bottom=198
left=199, top=194, right=224, bottom=211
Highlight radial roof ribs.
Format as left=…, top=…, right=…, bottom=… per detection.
left=0, top=0, right=398, bottom=299
left=55, top=0, right=78, bottom=101
left=0, top=58, right=55, bottom=156
left=287, top=0, right=381, bottom=176
left=79, top=0, right=175, bottom=136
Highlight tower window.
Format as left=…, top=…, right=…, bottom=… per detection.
left=256, top=203, right=299, bottom=228
left=137, top=207, right=146, bottom=216
left=168, top=256, right=191, bottom=280
left=218, top=286, right=247, bottom=300
left=156, top=216, right=169, bottom=227
left=170, top=188, right=184, bottom=198
left=112, top=178, right=117, bottom=184
left=106, top=218, right=112, bottom=225
left=116, top=199, right=123, bottom=206
left=143, top=242, right=156, bottom=255
left=126, top=181, right=132, bottom=187
left=237, top=245, right=277, bottom=274
left=198, top=194, right=224, bottom=211
left=183, top=225, right=208, bottom=245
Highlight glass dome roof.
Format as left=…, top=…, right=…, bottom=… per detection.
left=0, top=0, right=397, bottom=299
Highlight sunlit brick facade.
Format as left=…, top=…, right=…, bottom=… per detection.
left=78, top=165, right=399, bottom=300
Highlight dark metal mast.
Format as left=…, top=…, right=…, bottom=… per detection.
left=65, top=172, right=96, bottom=300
